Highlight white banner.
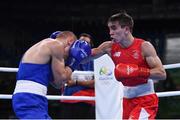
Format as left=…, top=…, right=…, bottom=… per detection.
left=94, top=54, right=123, bottom=119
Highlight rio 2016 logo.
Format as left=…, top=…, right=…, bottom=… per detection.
left=99, top=66, right=112, bottom=76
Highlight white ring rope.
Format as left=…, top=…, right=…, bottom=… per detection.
left=0, top=63, right=180, bottom=100
left=0, top=94, right=95, bottom=100
left=163, top=63, right=180, bottom=69
left=0, top=63, right=180, bottom=72
left=1, top=91, right=180, bottom=100
left=0, top=67, right=18, bottom=72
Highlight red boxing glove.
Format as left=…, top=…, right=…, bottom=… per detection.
left=114, top=63, right=150, bottom=80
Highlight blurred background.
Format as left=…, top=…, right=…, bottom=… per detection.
left=0, top=0, right=180, bottom=119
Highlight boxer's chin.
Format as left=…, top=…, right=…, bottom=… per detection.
left=112, top=38, right=117, bottom=43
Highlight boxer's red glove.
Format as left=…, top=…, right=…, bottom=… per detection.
left=114, top=63, right=150, bottom=80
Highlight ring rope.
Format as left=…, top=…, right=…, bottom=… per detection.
left=163, top=63, right=180, bottom=69
left=0, top=63, right=180, bottom=73
left=1, top=91, right=180, bottom=100
left=0, top=63, right=180, bottom=100
left=0, top=94, right=95, bottom=100
left=0, top=67, right=18, bottom=72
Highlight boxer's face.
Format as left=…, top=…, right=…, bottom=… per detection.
left=108, top=21, right=127, bottom=43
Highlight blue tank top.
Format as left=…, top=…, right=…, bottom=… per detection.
left=17, top=62, right=53, bottom=87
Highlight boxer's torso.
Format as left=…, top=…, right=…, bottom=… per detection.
left=111, top=38, right=150, bottom=86
left=17, top=62, right=53, bottom=86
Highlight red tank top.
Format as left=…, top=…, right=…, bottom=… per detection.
left=111, top=38, right=149, bottom=86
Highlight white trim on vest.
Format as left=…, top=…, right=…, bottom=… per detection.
left=13, top=80, right=47, bottom=97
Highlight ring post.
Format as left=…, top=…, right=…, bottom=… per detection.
left=94, top=54, right=124, bottom=119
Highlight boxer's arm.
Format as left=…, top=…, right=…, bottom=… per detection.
left=51, top=57, right=72, bottom=89
left=80, top=41, right=112, bottom=64
left=50, top=41, right=72, bottom=89
left=92, top=41, right=112, bottom=55
left=142, top=41, right=166, bottom=80
left=67, top=80, right=94, bottom=88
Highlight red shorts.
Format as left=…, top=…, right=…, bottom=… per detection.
left=123, top=94, right=158, bottom=119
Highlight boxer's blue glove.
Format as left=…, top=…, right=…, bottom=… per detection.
left=50, top=31, right=61, bottom=39
left=66, top=40, right=91, bottom=71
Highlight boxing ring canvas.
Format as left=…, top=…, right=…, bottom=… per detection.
left=94, top=54, right=124, bottom=119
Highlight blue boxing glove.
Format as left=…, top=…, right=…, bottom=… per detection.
left=66, top=40, right=91, bottom=71
left=50, top=31, right=61, bottom=39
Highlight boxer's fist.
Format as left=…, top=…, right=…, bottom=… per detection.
left=66, top=40, right=91, bottom=71
left=114, top=63, right=150, bottom=80
left=50, top=31, right=61, bottom=39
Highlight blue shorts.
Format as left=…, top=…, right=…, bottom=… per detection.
left=12, top=93, right=51, bottom=119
